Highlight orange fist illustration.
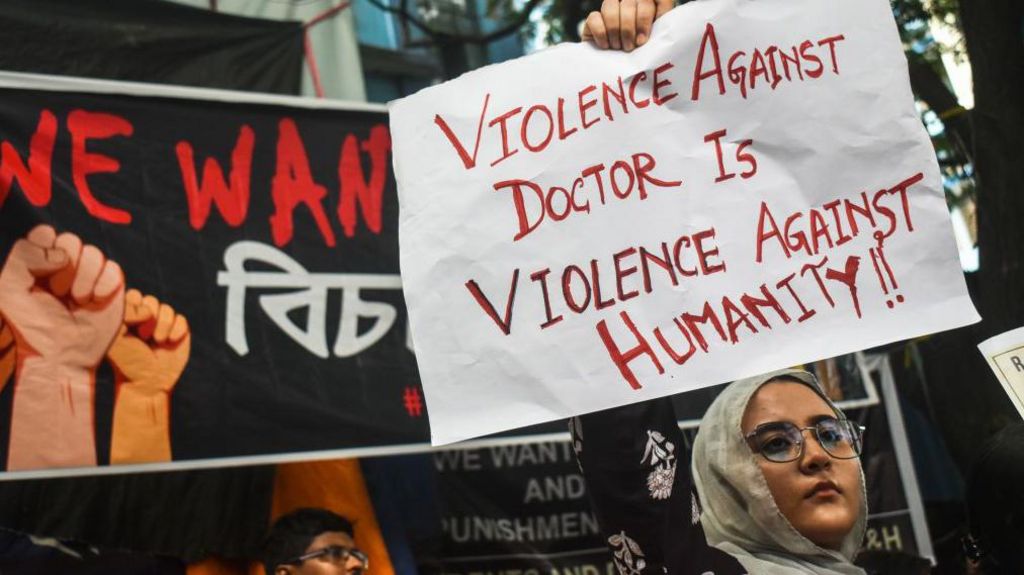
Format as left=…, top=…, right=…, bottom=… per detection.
left=0, top=224, right=125, bottom=470
left=108, top=289, right=191, bottom=394
left=107, top=289, right=191, bottom=464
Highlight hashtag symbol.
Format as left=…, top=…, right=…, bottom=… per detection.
left=403, top=386, right=423, bottom=417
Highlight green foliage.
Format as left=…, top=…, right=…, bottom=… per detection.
left=892, top=0, right=966, bottom=61
left=485, top=0, right=602, bottom=45
left=890, top=0, right=974, bottom=208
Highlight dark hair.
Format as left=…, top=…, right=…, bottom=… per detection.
left=965, top=423, right=1024, bottom=574
left=261, top=508, right=355, bottom=574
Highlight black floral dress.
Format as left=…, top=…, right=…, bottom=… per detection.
left=570, top=398, right=746, bottom=575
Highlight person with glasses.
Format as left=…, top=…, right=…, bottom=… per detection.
left=572, top=4, right=871, bottom=573
left=691, top=370, right=868, bottom=574
left=572, top=369, right=869, bottom=575
left=261, top=508, right=370, bottom=575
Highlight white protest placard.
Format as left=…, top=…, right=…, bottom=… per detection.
left=978, top=327, right=1024, bottom=420
left=390, top=0, right=980, bottom=445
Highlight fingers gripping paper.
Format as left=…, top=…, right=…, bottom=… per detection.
left=390, top=0, right=979, bottom=445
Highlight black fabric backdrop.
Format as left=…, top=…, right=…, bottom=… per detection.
left=0, top=0, right=303, bottom=95
left=0, top=76, right=406, bottom=559
left=0, top=1, right=302, bottom=563
left=0, top=85, right=421, bottom=466
left=0, top=466, right=274, bottom=564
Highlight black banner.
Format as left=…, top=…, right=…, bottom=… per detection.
left=430, top=441, right=614, bottom=575
left=0, top=74, right=424, bottom=473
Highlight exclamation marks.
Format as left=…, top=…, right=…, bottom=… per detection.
left=870, top=233, right=903, bottom=308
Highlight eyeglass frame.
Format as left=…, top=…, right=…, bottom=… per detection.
left=744, top=417, right=866, bottom=463
left=287, top=545, right=369, bottom=572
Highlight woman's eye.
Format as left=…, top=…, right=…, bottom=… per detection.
left=761, top=436, right=793, bottom=454
left=817, top=424, right=845, bottom=444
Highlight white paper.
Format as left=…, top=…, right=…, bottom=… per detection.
left=390, top=0, right=980, bottom=445
left=978, top=327, right=1024, bottom=420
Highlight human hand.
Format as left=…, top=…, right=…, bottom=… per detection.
left=0, top=225, right=125, bottom=368
left=582, top=0, right=674, bottom=51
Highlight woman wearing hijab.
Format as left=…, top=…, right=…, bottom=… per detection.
left=572, top=369, right=868, bottom=575
left=692, top=370, right=867, bottom=574
left=573, top=369, right=869, bottom=574
left=573, top=5, right=870, bottom=573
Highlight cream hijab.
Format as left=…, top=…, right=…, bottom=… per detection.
left=691, top=369, right=868, bottom=575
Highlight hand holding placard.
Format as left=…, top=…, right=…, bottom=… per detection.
left=581, top=0, right=675, bottom=51
left=391, top=0, right=979, bottom=444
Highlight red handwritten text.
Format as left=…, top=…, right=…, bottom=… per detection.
left=597, top=253, right=861, bottom=390
left=436, top=63, right=679, bottom=170
left=755, top=172, right=923, bottom=262
left=494, top=151, right=682, bottom=241
left=692, top=23, right=846, bottom=101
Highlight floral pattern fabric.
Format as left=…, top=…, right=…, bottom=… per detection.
left=573, top=399, right=745, bottom=575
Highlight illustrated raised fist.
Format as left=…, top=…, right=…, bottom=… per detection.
left=107, top=289, right=190, bottom=464
left=0, top=225, right=125, bottom=470
left=0, top=224, right=125, bottom=367
left=107, top=289, right=191, bottom=395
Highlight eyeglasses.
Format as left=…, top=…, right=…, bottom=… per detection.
left=745, top=417, right=865, bottom=463
left=288, top=545, right=369, bottom=574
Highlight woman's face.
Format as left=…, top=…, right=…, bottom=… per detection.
left=741, top=380, right=863, bottom=550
